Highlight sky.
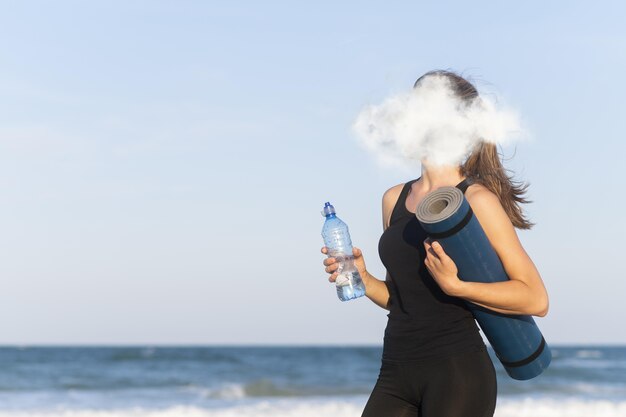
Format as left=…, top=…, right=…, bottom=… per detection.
left=0, top=1, right=624, bottom=345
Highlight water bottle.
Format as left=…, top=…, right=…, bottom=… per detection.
left=321, top=202, right=366, bottom=301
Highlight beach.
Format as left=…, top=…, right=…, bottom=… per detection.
left=0, top=346, right=624, bottom=417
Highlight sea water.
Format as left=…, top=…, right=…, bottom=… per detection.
left=0, top=346, right=625, bottom=417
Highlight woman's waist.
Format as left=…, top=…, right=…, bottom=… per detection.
left=384, top=312, right=480, bottom=334
left=382, top=319, right=484, bottom=361
left=383, top=312, right=481, bottom=349
left=382, top=340, right=487, bottom=363
left=386, top=301, right=475, bottom=323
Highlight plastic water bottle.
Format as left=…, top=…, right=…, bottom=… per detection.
left=321, top=202, right=366, bottom=301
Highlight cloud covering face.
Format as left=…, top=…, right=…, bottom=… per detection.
left=352, top=74, right=524, bottom=168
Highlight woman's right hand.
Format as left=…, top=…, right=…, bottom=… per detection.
left=321, top=246, right=369, bottom=284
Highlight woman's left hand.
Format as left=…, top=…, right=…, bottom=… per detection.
left=423, top=239, right=463, bottom=296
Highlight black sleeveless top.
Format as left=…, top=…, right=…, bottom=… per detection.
left=378, top=178, right=484, bottom=361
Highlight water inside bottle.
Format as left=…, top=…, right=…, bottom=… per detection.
left=336, top=271, right=366, bottom=301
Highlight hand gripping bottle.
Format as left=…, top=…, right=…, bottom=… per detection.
left=321, top=202, right=366, bottom=301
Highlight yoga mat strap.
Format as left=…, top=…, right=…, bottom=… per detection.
left=498, top=336, right=547, bottom=368
left=456, top=178, right=472, bottom=193
left=428, top=207, right=474, bottom=239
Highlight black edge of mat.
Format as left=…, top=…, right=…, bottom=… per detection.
left=499, top=336, right=547, bottom=368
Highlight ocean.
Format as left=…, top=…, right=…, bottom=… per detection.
left=0, top=346, right=624, bottom=417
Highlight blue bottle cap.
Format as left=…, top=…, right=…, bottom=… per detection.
left=322, top=202, right=336, bottom=217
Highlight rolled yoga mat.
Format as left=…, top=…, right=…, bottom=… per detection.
left=415, top=186, right=551, bottom=380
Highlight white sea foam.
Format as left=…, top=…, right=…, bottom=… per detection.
left=1, top=398, right=626, bottom=417
left=496, top=398, right=626, bottom=417
left=206, top=383, right=247, bottom=400
left=575, top=349, right=603, bottom=359
left=184, top=380, right=297, bottom=400
left=0, top=400, right=363, bottom=417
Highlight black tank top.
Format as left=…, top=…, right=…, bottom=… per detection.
left=378, top=178, right=484, bottom=360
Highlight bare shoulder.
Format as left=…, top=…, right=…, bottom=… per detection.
left=464, top=182, right=520, bottom=248
left=383, top=183, right=404, bottom=206
left=464, top=182, right=501, bottom=210
left=382, top=183, right=404, bottom=230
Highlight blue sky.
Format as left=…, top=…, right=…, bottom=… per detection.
left=0, top=1, right=624, bottom=345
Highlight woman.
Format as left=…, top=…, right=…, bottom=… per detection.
left=321, top=70, right=549, bottom=417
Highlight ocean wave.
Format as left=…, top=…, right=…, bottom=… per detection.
left=0, top=400, right=363, bottom=417
left=575, top=349, right=603, bottom=359
left=496, top=398, right=626, bottom=417
left=105, top=349, right=243, bottom=365
left=108, top=348, right=157, bottom=362
left=552, top=358, right=626, bottom=370
left=0, top=398, right=625, bottom=417
left=498, top=379, right=626, bottom=398
left=203, top=380, right=293, bottom=399
left=190, top=379, right=368, bottom=399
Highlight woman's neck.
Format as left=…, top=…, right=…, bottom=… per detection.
left=419, top=162, right=465, bottom=192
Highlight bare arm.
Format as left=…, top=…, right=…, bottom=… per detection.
left=362, top=271, right=393, bottom=310
left=362, top=184, right=405, bottom=310
left=424, top=185, right=549, bottom=317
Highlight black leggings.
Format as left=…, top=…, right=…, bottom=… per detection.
left=362, top=347, right=497, bottom=417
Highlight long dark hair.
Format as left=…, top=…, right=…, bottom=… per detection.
left=414, top=69, right=534, bottom=229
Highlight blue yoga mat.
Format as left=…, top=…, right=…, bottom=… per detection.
left=415, top=186, right=551, bottom=380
